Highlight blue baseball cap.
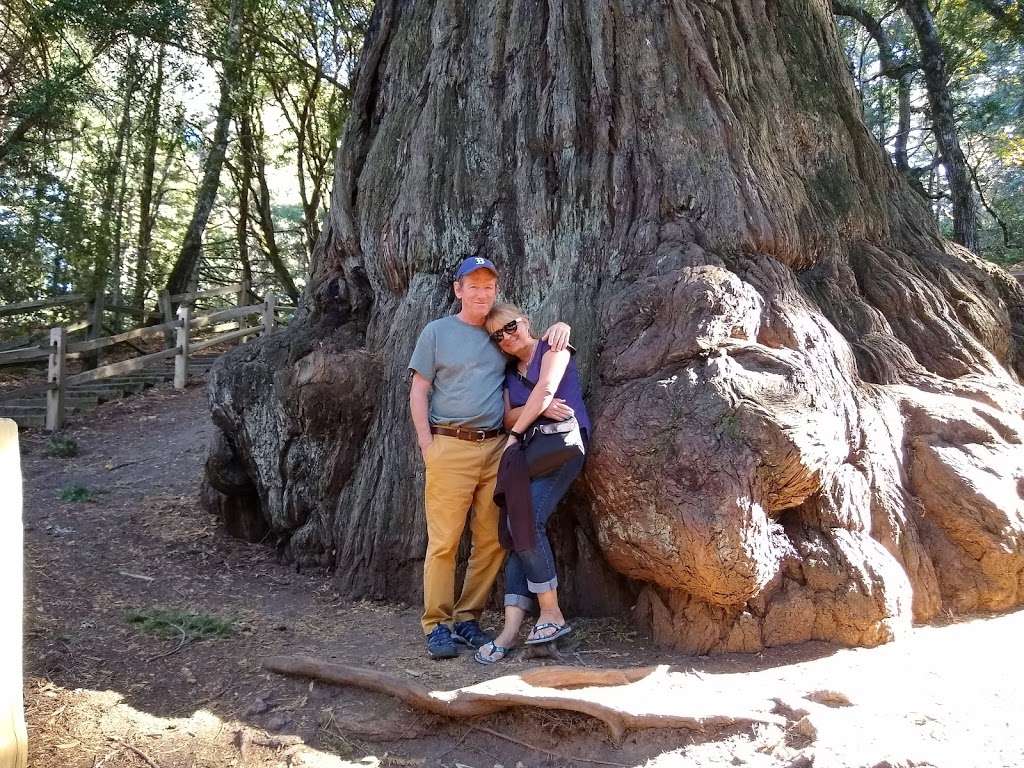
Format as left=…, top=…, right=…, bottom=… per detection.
left=454, top=255, right=499, bottom=280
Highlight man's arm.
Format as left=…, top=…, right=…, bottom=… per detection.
left=410, top=372, right=433, bottom=461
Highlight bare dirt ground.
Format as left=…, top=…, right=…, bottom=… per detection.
left=19, top=376, right=1024, bottom=768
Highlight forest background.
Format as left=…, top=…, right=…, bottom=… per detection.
left=0, top=0, right=1021, bottom=330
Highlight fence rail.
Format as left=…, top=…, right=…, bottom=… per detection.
left=0, top=279, right=250, bottom=328
left=0, top=282, right=284, bottom=431
left=0, top=293, right=87, bottom=318
left=168, top=283, right=243, bottom=304
left=66, top=321, right=177, bottom=354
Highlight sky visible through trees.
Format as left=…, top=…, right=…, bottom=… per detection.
left=0, top=0, right=1020, bottom=331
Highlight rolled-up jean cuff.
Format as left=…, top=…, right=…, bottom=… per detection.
left=504, top=593, right=535, bottom=611
left=527, top=576, right=558, bottom=594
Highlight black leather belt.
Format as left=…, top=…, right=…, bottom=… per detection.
left=431, top=426, right=504, bottom=442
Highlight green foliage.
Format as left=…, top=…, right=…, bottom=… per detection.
left=1, top=0, right=371, bottom=319
left=126, top=607, right=235, bottom=639
left=45, top=436, right=80, bottom=458
left=836, top=0, right=1023, bottom=266
left=60, top=484, right=94, bottom=502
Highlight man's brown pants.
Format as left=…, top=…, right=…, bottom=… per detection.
left=421, top=434, right=505, bottom=633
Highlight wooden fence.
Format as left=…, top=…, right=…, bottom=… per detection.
left=0, top=284, right=294, bottom=431
left=0, top=420, right=27, bottom=768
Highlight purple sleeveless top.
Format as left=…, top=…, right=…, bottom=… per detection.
left=505, top=340, right=591, bottom=437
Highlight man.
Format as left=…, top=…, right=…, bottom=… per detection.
left=408, top=256, right=571, bottom=659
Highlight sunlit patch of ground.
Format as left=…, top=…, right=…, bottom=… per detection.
left=26, top=678, right=391, bottom=768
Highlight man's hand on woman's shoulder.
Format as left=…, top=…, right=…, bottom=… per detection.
left=542, top=322, right=571, bottom=352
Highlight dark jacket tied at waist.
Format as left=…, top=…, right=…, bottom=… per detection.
left=494, top=444, right=534, bottom=552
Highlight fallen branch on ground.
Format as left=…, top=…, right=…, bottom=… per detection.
left=117, top=740, right=161, bottom=768
left=107, top=459, right=145, bottom=471
left=146, top=624, right=193, bottom=662
left=263, top=655, right=783, bottom=742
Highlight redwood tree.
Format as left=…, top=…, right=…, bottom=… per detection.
left=203, top=0, right=1024, bottom=653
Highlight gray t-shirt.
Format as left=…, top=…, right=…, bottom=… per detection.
left=409, top=315, right=507, bottom=429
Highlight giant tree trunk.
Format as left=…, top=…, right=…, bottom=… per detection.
left=203, top=0, right=1024, bottom=653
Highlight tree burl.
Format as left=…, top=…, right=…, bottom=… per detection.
left=203, top=0, right=1024, bottom=653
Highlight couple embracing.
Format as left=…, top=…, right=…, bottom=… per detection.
left=408, top=256, right=591, bottom=663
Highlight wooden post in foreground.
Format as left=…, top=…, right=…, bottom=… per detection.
left=263, top=294, right=277, bottom=336
left=45, top=327, right=66, bottom=432
left=174, top=304, right=190, bottom=390
left=0, top=420, right=28, bottom=768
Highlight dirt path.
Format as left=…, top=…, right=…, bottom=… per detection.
left=19, top=378, right=1024, bottom=768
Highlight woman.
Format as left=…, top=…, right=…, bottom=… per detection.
left=474, top=304, right=591, bottom=664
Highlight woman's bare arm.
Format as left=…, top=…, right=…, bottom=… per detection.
left=509, top=349, right=571, bottom=434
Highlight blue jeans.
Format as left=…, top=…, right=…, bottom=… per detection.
left=504, top=454, right=585, bottom=611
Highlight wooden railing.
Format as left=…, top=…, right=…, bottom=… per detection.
left=0, top=283, right=296, bottom=431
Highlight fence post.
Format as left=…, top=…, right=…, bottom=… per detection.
left=174, top=304, right=190, bottom=390
left=159, top=290, right=174, bottom=348
left=263, top=294, right=277, bottom=336
left=45, top=327, right=66, bottom=432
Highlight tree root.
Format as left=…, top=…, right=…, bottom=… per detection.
left=263, top=655, right=784, bottom=742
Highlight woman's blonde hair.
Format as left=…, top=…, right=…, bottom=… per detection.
left=485, top=303, right=531, bottom=335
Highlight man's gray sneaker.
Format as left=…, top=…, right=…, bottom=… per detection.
left=426, top=624, right=459, bottom=659
left=452, top=620, right=493, bottom=649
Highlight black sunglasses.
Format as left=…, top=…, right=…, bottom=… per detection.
left=488, top=318, right=521, bottom=343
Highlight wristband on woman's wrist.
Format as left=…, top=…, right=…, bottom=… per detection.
left=508, top=429, right=524, bottom=441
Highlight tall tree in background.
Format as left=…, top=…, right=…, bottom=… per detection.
left=832, top=2, right=915, bottom=173
left=86, top=45, right=139, bottom=360
left=256, top=0, right=360, bottom=265
left=901, top=0, right=980, bottom=251
left=165, top=0, right=245, bottom=298
left=242, top=109, right=301, bottom=303
left=133, top=44, right=167, bottom=312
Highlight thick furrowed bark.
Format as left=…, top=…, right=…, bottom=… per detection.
left=204, top=0, right=1024, bottom=653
